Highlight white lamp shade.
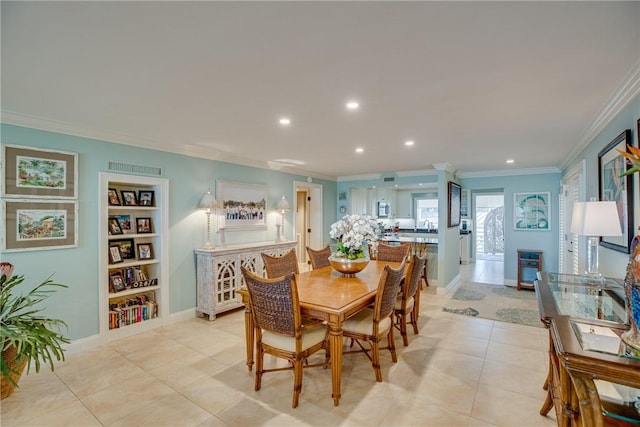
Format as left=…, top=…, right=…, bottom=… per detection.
left=570, top=201, right=622, bottom=237
left=277, top=195, right=290, bottom=212
left=198, top=189, right=219, bottom=210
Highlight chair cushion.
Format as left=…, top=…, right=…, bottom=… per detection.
left=342, top=308, right=392, bottom=336
left=394, top=295, right=414, bottom=312
left=262, top=324, right=327, bottom=352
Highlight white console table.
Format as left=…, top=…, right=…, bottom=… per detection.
left=195, top=241, right=297, bottom=320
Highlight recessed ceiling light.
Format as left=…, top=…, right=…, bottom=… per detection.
left=405, top=140, right=415, bottom=146
left=279, top=117, right=291, bottom=126
left=355, top=147, right=364, bottom=153
left=346, top=101, right=360, bottom=110
left=506, top=159, right=514, bottom=164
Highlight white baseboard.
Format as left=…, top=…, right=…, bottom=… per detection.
left=436, top=274, right=461, bottom=295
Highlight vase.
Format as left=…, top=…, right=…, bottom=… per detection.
left=328, top=255, right=369, bottom=277
left=1, top=343, right=27, bottom=400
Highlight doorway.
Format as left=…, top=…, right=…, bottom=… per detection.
left=468, top=193, right=504, bottom=284
left=294, top=181, right=323, bottom=270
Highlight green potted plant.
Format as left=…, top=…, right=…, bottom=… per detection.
left=1, top=262, right=69, bottom=399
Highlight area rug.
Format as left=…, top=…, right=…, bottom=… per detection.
left=442, top=282, right=543, bottom=328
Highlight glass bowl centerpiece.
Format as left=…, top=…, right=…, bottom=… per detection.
left=329, top=214, right=378, bottom=276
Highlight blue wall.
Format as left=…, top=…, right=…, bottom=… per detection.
left=460, top=172, right=561, bottom=280
left=562, top=93, right=640, bottom=278
left=1, top=124, right=337, bottom=341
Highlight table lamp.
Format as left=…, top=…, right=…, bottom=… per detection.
left=276, top=195, right=291, bottom=242
left=570, top=200, right=622, bottom=279
left=198, top=189, right=219, bottom=249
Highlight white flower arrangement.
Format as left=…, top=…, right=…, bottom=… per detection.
left=329, top=214, right=379, bottom=259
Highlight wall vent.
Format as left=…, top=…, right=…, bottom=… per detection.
left=383, top=177, right=395, bottom=182
left=107, top=161, right=163, bottom=177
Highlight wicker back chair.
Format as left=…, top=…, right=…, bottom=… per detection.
left=342, top=261, right=406, bottom=382
left=261, top=249, right=299, bottom=278
left=306, top=245, right=331, bottom=270
left=394, top=254, right=427, bottom=346
left=241, top=267, right=328, bottom=408
left=376, top=242, right=410, bottom=263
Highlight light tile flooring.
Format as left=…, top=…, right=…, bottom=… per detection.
left=1, top=262, right=556, bottom=427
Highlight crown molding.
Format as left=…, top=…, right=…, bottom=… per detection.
left=458, top=166, right=561, bottom=179
left=395, top=169, right=437, bottom=178
left=1, top=111, right=336, bottom=182
left=337, top=173, right=382, bottom=182
left=560, top=60, right=640, bottom=171
left=432, top=163, right=456, bottom=174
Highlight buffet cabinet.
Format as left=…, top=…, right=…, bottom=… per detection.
left=195, top=241, right=297, bottom=320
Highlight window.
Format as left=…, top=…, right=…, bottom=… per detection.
left=415, top=196, right=438, bottom=228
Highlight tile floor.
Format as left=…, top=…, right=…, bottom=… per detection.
left=1, top=262, right=556, bottom=427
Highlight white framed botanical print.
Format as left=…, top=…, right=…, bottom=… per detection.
left=514, top=192, right=550, bottom=231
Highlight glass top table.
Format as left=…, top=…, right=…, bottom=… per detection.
left=535, top=272, right=640, bottom=425
left=544, top=272, right=627, bottom=324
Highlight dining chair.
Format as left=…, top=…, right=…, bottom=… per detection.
left=261, top=249, right=299, bottom=278
left=394, top=253, right=428, bottom=346
left=241, top=267, right=329, bottom=408
left=342, top=261, right=406, bottom=382
left=306, top=245, right=331, bottom=270
left=376, top=242, right=410, bottom=263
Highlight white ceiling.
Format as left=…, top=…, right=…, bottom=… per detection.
left=2, top=1, right=639, bottom=180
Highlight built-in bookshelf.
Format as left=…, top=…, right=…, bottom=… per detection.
left=99, top=172, right=169, bottom=342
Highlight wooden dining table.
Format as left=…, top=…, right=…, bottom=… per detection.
left=238, top=260, right=400, bottom=406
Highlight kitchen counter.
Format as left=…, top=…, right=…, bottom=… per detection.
left=380, top=234, right=438, bottom=244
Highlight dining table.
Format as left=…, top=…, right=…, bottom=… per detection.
left=237, top=259, right=400, bottom=407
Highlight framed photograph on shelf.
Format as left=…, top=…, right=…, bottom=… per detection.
left=447, top=181, right=461, bottom=228
left=2, top=145, right=77, bottom=199
left=136, top=217, right=152, bottom=233
left=109, top=245, right=123, bottom=264
left=108, top=217, right=123, bottom=235
left=109, top=271, right=126, bottom=293
left=2, top=200, right=78, bottom=252
left=514, top=192, right=550, bottom=231
left=113, top=214, right=132, bottom=233
left=217, top=180, right=267, bottom=230
left=107, top=188, right=121, bottom=206
left=598, top=129, right=633, bottom=253
left=138, top=190, right=154, bottom=206
left=111, top=238, right=135, bottom=259
left=137, top=243, right=153, bottom=260
left=120, top=190, right=137, bottom=206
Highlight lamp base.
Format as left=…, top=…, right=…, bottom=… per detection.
left=201, top=242, right=215, bottom=250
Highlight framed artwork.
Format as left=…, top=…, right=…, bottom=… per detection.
left=447, top=181, right=461, bottom=228
left=113, top=214, right=132, bottom=233
left=111, top=238, right=135, bottom=259
left=109, top=245, right=123, bottom=264
left=514, top=192, right=550, bottom=231
left=108, top=188, right=121, bottom=206
left=137, top=243, right=153, bottom=259
left=598, top=129, right=633, bottom=253
left=2, top=200, right=78, bottom=252
left=217, top=180, right=267, bottom=230
left=138, top=190, right=154, bottom=206
left=108, top=217, right=123, bottom=235
left=2, top=145, right=77, bottom=199
left=121, top=190, right=137, bottom=206
left=136, top=217, right=152, bottom=233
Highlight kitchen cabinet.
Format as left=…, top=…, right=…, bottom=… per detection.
left=460, top=233, right=471, bottom=264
